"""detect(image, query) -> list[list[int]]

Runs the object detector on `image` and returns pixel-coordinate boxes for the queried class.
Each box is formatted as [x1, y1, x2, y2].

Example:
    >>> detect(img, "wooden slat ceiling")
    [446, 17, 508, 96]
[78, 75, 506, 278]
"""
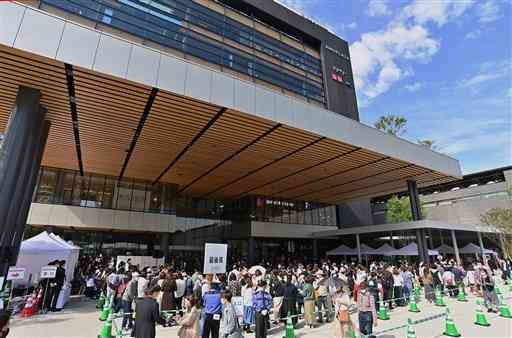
[0, 46, 458, 204]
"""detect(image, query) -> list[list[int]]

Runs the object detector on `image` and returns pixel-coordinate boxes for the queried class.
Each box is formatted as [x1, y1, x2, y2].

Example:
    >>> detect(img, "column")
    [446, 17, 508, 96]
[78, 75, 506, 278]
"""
[422, 229, 430, 264]
[451, 229, 461, 266]
[408, 180, 428, 263]
[477, 231, 486, 264]
[389, 231, 394, 248]
[0, 87, 48, 277]
[428, 229, 434, 249]
[248, 237, 256, 265]
[312, 239, 318, 260]
[416, 229, 425, 263]
[499, 234, 508, 259]
[161, 232, 169, 263]
[356, 234, 361, 263]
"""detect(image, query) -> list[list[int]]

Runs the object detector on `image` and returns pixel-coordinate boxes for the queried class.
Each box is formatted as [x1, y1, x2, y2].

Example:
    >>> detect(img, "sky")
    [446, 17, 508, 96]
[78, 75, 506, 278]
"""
[277, 0, 511, 174]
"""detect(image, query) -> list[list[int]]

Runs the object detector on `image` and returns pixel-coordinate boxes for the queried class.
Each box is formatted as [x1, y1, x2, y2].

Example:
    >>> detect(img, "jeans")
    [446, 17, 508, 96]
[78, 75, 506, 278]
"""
[403, 285, 412, 303]
[316, 296, 330, 322]
[202, 313, 220, 338]
[121, 300, 133, 329]
[358, 311, 374, 337]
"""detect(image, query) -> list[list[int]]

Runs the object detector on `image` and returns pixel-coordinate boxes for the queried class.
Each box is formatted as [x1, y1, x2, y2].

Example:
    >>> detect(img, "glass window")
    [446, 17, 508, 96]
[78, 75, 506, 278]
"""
[35, 168, 57, 203]
[72, 174, 91, 207]
[115, 179, 133, 210]
[146, 183, 162, 213]
[87, 175, 106, 208]
[102, 177, 116, 209]
[61, 171, 75, 205]
[131, 181, 146, 211]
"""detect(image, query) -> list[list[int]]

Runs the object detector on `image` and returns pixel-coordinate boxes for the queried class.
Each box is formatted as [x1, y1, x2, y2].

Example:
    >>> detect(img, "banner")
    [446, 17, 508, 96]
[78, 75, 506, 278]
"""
[203, 243, 227, 274]
[40, 265, 57, 279]
[7, 267, 26, 281]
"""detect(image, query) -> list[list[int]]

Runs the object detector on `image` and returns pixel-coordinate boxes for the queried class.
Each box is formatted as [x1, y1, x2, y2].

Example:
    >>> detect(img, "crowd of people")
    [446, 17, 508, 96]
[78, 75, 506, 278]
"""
[77, 253, 511, 338]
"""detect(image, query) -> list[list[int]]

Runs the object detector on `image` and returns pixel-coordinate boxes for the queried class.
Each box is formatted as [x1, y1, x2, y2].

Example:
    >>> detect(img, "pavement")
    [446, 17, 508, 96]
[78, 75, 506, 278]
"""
[8, 285, 512, 338]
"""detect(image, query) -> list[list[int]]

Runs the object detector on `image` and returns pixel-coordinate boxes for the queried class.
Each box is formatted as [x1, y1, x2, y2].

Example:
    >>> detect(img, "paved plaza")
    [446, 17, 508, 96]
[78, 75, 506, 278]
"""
[8, 286, 512, 338]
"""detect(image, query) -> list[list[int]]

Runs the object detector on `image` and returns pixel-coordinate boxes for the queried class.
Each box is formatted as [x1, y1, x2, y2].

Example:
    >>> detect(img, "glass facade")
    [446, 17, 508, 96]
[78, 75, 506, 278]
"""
[41, 0, 325, 104]
[33, 167, 337, 226]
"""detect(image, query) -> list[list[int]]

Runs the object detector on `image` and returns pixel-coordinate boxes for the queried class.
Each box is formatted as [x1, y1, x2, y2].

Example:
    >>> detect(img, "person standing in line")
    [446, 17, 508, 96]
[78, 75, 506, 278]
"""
[202, 280, 222, 338]
[241, 278, 254, 333]
[121, 273, 138, 331]
[301, 275, 316, 328]
[177, 296, 201, 338]
[392, 268, 404, 307]
[357, 280, 377, 338]
[175, 273, 187, 316]
[280, 275, 298, 326]
[422, 265, 435, 303]
[134, 286, 165, 338]
[270, 272, 284, 323]
[333, 285, 353, 338]
[314, 271, 330, 323]
[253, 280, 272, 338]
[137, 272, 148, 299]
[50, 260, 66, 311]
[402, 267, 415, 303]
[219, 291, 243, 338]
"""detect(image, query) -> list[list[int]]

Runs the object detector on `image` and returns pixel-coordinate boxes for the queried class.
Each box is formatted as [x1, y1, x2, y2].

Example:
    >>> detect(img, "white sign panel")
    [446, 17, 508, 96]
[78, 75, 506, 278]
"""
[203, 243, 227, 274]
[232, 296, 244, 318]
[40, 266, 57, 279]
[7, 267, 26, 281]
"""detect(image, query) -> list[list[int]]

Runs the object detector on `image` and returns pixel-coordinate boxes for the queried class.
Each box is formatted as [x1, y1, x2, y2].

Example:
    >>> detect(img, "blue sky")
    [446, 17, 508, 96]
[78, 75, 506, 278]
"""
[277, 0, 511, 174]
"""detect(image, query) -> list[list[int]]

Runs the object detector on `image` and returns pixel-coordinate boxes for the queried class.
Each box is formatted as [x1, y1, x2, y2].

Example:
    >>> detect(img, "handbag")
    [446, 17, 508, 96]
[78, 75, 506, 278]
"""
[338, 309, 350, 322]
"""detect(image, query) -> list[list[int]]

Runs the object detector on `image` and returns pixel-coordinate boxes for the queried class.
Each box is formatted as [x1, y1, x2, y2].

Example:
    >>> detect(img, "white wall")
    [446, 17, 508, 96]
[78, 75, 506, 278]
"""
[251, 221, 337, 239]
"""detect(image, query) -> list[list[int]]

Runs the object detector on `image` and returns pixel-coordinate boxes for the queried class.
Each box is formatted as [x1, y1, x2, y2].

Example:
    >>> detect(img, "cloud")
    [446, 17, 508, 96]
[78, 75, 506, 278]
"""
[458, 60, 511, 88]
[464, 30, 481, 40]
[367, 0, 391, 17]
[351, 0, 474, 103]
[477, 0, 502, 23]
[404, 82, 423, 92]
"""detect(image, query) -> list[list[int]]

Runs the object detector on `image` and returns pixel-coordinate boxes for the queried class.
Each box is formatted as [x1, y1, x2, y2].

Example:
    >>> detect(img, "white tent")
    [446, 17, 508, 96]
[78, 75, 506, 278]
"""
[360, 244, 377, 255]
[391, 243, 439, 256]
[326, 244, 356, 256]
[434, 244, 455, 254]
[459, 243, 496, 255]
[17, 231, 80, 284]
[372, 243, 396, 256]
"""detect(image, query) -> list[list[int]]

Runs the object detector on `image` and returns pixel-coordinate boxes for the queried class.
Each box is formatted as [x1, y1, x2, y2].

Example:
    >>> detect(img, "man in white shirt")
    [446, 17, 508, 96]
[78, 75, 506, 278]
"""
[137, 272, 148, 299]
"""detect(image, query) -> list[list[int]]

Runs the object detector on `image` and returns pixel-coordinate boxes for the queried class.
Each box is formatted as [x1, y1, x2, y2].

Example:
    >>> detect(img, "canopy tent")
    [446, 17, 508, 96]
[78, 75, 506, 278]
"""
[434, 244, 455, 254]
[459, 243, 496, 255]
[326, 244, 356, 256]
[360, 244, 377, 255]
[16, 231, 80, 284]
[390, 243, 439, 256]
[372, 243, 396, 256]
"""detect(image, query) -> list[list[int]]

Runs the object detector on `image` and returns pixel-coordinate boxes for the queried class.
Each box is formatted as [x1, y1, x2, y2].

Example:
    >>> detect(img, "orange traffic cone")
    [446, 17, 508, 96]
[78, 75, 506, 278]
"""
[21, 294, 36, 317]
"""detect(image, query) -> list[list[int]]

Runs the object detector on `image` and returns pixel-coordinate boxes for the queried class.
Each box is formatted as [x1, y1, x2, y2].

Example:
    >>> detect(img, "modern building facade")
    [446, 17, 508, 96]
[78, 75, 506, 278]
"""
[0, 0, 462, 269]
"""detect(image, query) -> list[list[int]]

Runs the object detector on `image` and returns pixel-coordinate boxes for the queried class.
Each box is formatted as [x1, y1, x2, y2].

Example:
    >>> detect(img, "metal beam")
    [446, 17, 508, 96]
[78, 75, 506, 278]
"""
[177, 123, 282, 194]
[201, 136, 326, 198]
[64, 63, 84, 176]
[153, 107, 227, 185]
[233, 147, 360, 198]
[118, 88, 158, 180]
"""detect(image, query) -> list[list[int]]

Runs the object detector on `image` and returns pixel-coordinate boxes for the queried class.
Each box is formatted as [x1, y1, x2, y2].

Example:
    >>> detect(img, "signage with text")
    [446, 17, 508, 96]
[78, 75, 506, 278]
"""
[203, 243, 227, 274]
[40, 266, 57, 279]
[7, 267, 26, 281]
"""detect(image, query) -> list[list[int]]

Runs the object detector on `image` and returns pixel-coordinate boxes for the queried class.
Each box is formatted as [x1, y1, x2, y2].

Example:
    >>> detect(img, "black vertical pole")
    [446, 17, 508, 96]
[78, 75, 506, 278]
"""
[408, 180, 429, 264]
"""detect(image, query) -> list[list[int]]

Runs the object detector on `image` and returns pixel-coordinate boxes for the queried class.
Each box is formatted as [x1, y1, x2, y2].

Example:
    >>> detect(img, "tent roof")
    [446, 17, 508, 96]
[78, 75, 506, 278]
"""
[459, 243, 495, 254]
[326, 244, 356, 255]
[360, 244, 376, 255]
[391, 242, 439, 256]
[434, 244, 455, 254]
[49, 233, 80, 250]
[20, 231, 75, 253]
[372, 243, 395, 255]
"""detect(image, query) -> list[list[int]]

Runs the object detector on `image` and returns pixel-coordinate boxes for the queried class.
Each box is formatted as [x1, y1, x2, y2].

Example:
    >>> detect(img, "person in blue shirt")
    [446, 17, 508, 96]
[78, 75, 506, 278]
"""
[252, 279, 272, 338]
[202, 280, 223, 338]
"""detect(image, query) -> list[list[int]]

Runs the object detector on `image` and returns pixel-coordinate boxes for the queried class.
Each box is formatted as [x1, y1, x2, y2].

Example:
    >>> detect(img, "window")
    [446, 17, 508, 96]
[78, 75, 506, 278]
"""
[35, 168, 57, 203]
[131, 181, 146, 211]
[102, 8, 113, 24]
[86, 175, 106, 208]
[72, 174, 90, 207]
[116, 179, 133, 210]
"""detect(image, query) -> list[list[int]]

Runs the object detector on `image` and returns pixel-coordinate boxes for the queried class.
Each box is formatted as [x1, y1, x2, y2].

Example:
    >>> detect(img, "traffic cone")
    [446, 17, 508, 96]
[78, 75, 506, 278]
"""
[99, 297, 111, 321]
[414, 285, 421, 302]
[96, 293, 106, 309]
[98, 313, 114, 338]
[282, 312, 295, 338]
[498, 295, 512, 319]
[409, 294, 420, 313]
[474, 300, 490, 326]
[495, 286, 502, 296]
[347, 326, 356, 338]
[406, 318, 416, 338]
[443, 308, 461, 337]
[435, 288, 446, 307]
[378, 300, 390, 320]
[457, 285, 467, 302]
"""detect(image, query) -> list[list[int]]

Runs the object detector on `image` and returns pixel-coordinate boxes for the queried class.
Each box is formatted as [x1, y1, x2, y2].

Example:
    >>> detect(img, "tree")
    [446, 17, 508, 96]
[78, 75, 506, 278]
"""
[481, 208, 512, 256]
[418, 139, 437, 150]
[374, 114, 407, 136]
[386, 195, 427, 223]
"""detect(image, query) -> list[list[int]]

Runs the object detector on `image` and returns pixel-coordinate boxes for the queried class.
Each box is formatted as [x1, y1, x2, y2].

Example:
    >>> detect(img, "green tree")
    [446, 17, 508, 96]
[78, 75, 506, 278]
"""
[386, 195, 427, 223]
[374, 114, 407, 136]
[481, 208, 512, 256]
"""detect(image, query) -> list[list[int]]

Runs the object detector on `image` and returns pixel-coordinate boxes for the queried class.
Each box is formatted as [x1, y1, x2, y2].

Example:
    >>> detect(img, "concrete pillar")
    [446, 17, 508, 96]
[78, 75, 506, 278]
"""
[428, 229, 434, 249]
[451, 229, 461, 266]
[161, 232, 169, 263]
[312, 239, 318, 260]
[499, 234, 508, 259]
[416, 229, 425, 263]
[477, 231, 486, 264]
[356, 234, 361, 263]
[389, 231, 394, 248]
[0, 87, 48, 277]
[248, 237, 256, 265]
[422, 229, 430, 264]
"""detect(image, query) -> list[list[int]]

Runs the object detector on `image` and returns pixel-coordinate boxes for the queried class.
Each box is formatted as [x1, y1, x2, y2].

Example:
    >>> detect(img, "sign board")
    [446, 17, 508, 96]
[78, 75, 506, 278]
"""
[232, 296, 244, 319]
[203, 243, 227, 274]
[7, 267, 26, 281]
[40, 266, 57, 279]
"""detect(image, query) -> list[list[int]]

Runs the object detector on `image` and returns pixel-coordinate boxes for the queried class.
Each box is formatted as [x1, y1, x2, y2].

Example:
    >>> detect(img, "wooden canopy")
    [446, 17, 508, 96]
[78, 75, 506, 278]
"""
[0, 46, 457, 204]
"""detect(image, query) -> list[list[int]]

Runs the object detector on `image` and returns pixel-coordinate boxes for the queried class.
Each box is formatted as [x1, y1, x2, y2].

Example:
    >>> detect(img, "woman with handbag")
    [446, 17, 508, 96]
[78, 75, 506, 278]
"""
[177, 296, 200, 338]
[333, 284, 353, 338]
[219, 291, 244, 338]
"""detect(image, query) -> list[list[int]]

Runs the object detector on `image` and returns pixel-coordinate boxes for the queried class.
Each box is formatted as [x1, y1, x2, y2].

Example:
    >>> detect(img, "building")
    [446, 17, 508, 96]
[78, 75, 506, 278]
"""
[0, 0, 461, 270]
[313, 166, 511, 263]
